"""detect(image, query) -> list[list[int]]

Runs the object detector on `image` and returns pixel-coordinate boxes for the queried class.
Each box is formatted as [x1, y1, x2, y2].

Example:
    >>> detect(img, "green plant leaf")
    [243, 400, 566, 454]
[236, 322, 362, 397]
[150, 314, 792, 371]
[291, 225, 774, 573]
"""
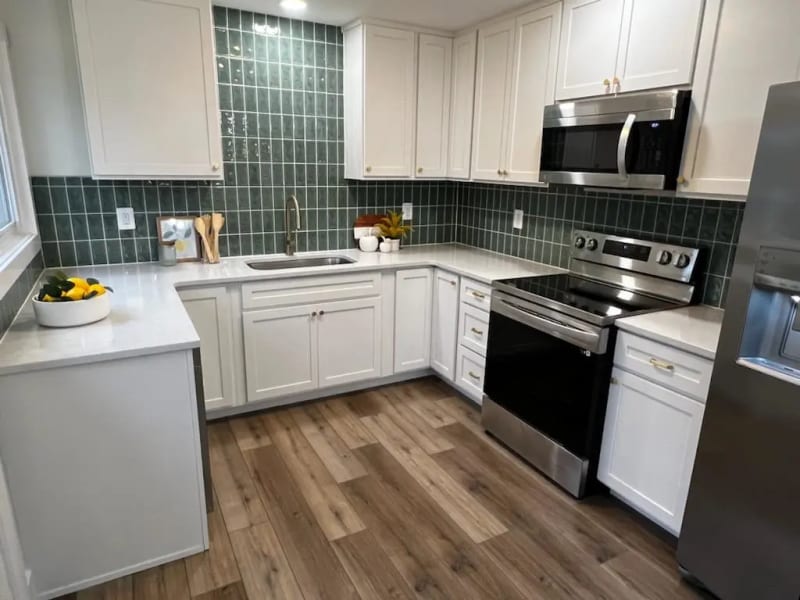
[54, 270, 68, 281]
[86, 278, 99, 285]
[84, 290, 98, 299]
[105, 286, 114, 293]
[59, 280, 75, 291]
[42, 283, 61, 298]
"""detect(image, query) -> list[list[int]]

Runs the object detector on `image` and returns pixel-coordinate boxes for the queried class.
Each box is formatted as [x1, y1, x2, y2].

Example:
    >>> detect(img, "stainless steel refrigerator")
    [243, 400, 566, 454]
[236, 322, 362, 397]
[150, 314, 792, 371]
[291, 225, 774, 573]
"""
[677, 81, 800, 599]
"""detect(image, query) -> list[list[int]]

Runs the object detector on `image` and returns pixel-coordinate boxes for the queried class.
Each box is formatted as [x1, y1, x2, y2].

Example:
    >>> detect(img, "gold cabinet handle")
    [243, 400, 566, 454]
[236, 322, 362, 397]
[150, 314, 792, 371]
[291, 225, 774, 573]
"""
[502, 169, 509, 176]
[470, 327, 484, 336]
[319, 310, 325, 316]
[311, 311, 317, 318]
[365, 166, 372, 173]
[603, 78, 611, 86]
[450, 280, 456, 286]
[649, 358, 675, 372]
[471, 291, 486, 300]
[610, 376, 618, 385]
[417, 167, 423, 174]
[211, 162, 220, 171]
[497, 168, 502, 175]
[677, 175, 687, 185]
[468, 371, 481, 380]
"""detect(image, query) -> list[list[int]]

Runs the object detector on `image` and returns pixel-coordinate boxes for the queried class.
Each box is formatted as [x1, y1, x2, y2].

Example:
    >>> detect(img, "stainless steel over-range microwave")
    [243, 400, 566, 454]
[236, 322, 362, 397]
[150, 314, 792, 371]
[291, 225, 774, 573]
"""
[539, 90, 691, 191]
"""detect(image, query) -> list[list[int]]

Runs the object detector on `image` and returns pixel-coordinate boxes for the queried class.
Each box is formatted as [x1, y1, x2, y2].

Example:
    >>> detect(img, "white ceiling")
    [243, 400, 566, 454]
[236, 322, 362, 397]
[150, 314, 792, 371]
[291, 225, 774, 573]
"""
[216, 0, 530, 32]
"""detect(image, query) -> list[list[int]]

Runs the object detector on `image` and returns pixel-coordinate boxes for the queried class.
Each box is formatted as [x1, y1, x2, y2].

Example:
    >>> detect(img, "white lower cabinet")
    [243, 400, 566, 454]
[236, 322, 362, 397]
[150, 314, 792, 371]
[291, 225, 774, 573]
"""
[455, 346, 486, 404]
[317, 297, 382, 388]
[430, 270, 460, 381]
[243, 304, 318, 402]
[179, 286, 237, 410]
[599, 335, 710, 536]
[394, 268, 433, 372]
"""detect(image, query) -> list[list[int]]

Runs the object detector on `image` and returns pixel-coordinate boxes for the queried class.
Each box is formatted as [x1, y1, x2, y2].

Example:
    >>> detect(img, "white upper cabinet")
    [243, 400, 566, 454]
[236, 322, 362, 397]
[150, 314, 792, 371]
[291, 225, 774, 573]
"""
[71, 0, 222, 179]
[344, 24, 417, 178]
[472, 5, 561, 184]
[614, 0, 704, 94]
[556, 0, 704, 100]
[415, 35, 452, 178]
[505, 4, 561, 184]
[679, 0, 800, 198]
[447, 32, 477, 179]
[556, 0, 625, 100]
[471, 18, 515, 182]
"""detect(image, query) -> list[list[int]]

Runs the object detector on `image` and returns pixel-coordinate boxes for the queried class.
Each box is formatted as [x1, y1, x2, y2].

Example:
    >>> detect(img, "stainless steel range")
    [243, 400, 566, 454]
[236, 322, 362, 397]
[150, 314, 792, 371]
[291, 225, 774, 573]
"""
[482, 230, 701, 498]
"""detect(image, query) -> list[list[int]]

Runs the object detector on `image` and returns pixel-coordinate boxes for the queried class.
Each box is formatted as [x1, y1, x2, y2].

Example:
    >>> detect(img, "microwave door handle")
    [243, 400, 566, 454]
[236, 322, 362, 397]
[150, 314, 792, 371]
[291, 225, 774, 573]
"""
[617, 112, 636, 180]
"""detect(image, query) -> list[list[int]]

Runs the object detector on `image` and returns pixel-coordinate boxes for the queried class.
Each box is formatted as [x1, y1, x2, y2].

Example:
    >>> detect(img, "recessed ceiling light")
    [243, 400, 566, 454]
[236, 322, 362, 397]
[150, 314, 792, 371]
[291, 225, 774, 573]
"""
[280, 0, 307, 11]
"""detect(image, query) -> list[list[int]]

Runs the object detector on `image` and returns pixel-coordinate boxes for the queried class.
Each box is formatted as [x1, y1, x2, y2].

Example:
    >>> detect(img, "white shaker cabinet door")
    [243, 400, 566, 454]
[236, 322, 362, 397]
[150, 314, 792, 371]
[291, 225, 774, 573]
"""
[179, 287, 236, 410]
[505, 4, 561, 184]
[416, 34, 452, 178]
[430, 270, 460, 381]
[598, 368, 705, 535]
[471, 18, 515, 182]
[614, 0, 704, 94]
[363, 26, 416, 178]
[555, 0, 625, 100]
[243, 305, 318, 402]
[679, 0, 800, 198]
[394, 268, 433, 372]
[447, 32, 478, 180]
[71, 0, 222, 179]
[317, 297, 383, 388]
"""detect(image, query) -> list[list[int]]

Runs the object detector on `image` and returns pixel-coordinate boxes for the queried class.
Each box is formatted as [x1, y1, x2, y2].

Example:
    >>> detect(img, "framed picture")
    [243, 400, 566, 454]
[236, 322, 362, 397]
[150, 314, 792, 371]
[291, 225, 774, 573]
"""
[156, 216, 200, 262]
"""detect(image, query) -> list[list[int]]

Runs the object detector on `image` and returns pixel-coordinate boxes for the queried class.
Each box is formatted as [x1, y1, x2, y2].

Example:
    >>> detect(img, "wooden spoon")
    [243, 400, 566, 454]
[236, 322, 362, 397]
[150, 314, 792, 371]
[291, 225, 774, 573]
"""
[194, 216, 214, 262]
[210, 213, 225, 263]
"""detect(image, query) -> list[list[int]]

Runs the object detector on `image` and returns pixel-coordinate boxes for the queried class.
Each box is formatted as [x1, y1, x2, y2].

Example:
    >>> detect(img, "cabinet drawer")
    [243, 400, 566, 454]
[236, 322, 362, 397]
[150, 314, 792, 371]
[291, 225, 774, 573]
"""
[460, 278, 492, 312]
[455, 346, 486, 404]
[459, 304, 490, 356]
[614, 331, 713, 402]
[242, 272, 381, 310]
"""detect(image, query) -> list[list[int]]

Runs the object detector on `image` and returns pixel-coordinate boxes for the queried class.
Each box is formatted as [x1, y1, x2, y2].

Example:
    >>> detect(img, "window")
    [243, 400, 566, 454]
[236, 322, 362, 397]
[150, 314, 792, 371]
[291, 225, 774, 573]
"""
[0, 23, 39, 298]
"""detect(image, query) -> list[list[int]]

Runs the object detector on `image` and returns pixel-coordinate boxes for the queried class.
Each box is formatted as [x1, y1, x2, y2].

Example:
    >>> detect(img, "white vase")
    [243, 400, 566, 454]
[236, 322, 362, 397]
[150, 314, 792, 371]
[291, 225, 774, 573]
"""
[390, 239, 400, 252]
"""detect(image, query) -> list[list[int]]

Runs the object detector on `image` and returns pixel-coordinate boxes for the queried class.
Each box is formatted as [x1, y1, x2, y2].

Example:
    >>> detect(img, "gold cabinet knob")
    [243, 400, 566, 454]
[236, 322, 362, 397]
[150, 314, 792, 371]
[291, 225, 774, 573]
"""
[417, 167, 423, 174]
[677, 175, 687, 185]
[365, 166, 372, 173]
[612, 76, 620, 85]
[603, 78, 611, 86]
[502, 169, 509, 176]
[211, 162, 220, 171]
[497, 168, 502, 175]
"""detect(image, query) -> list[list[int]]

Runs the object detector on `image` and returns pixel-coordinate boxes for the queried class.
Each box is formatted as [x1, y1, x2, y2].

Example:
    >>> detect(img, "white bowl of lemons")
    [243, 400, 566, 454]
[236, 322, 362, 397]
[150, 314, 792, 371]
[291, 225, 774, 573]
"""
[32, 272, 113, 328]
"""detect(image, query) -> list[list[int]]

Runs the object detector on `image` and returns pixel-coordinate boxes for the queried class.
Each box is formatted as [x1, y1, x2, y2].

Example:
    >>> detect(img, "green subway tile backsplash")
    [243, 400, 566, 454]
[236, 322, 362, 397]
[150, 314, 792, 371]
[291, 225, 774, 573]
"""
[0, 252, 43, 337]
[31, 7, 455, 269]
[28, 6, 742, 309]
[453, 183, 744, 307]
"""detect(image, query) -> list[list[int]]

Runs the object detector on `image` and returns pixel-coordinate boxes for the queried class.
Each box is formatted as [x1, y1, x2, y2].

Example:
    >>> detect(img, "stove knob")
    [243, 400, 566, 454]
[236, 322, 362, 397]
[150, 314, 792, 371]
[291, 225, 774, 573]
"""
[574, 236, 586, 249]
[657, 250, 673, 265]
[586, 238, 598, 251]
[675, 253, 691, 268]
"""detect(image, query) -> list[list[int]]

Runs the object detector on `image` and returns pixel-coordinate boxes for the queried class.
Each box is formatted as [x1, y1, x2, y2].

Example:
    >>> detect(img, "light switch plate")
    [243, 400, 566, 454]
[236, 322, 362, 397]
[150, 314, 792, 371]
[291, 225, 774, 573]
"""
[116, 207, 135, 231]
[513, 209, 523, 230]
[402, 202, 413, 220]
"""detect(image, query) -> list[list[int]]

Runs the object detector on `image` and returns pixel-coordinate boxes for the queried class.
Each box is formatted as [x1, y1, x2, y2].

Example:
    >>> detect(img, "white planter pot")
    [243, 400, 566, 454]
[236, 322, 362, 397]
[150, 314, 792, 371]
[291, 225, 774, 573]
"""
[390, 239, 400, 252]
[32, 293, 111, 328]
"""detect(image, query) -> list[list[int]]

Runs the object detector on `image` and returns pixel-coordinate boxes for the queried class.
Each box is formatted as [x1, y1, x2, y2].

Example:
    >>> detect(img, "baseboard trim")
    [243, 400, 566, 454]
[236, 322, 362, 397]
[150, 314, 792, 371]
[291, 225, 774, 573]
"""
[38, 545, 205, 600]
[207, 369, 435, 420]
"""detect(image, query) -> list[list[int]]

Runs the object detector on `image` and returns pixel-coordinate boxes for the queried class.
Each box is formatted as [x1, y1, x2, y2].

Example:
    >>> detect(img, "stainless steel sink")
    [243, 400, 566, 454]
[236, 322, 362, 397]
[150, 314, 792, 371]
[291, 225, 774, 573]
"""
[246, 256, 357, 270]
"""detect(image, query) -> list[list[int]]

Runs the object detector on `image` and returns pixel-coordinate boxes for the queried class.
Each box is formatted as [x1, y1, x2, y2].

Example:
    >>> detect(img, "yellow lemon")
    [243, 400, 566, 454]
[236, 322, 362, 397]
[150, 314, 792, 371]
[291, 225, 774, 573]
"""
[64, 286, 86, 301]
[86, 283, 106, 297]
[42, 294, 57, 302]
[67, 277, 90, 291]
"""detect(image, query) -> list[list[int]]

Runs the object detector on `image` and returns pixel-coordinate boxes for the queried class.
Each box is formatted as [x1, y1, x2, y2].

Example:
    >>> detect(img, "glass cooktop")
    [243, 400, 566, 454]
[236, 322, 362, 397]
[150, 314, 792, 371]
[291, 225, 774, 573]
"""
[494, 273, 679, 323]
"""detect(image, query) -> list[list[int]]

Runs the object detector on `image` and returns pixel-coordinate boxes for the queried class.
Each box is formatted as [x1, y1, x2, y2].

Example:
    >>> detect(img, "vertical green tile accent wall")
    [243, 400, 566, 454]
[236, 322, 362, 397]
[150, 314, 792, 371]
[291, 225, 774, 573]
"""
[454, 183, 744, 306]
[30, 7, 456, 268]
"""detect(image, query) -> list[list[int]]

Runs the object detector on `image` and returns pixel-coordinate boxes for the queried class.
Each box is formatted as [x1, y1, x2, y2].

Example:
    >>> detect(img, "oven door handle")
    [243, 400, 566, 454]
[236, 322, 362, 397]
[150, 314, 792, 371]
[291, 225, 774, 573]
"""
[493, 297, 606, 354]
[617, 113, 636, 180]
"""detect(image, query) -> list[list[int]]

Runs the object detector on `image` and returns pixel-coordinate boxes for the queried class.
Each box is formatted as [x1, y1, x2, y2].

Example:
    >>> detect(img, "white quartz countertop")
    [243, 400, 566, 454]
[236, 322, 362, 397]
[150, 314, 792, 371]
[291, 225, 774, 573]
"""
[616, 305, 725, 360]
[0, 244, 563, 376]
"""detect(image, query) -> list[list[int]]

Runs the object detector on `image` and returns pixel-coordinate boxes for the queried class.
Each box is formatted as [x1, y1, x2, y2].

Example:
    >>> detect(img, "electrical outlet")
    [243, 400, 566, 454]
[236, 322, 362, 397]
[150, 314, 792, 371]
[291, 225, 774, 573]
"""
[513, 209, 524, 230]
[402, 202, 413, 221]
[116, 207, 135, 231]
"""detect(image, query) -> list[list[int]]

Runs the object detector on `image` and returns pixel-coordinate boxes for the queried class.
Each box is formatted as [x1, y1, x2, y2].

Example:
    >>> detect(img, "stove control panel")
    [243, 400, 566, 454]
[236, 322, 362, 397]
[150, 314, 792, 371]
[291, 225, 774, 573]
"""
[571, 230, 700, 283]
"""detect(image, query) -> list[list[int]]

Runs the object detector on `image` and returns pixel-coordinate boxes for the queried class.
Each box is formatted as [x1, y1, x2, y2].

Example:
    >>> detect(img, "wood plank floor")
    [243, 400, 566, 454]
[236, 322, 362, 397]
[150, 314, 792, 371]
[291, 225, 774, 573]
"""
[62, 377, 707, 600]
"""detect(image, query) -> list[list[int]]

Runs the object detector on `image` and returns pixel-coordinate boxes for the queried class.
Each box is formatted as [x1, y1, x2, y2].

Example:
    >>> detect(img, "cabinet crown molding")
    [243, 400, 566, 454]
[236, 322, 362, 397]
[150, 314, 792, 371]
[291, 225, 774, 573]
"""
[343, 18, 453, 37]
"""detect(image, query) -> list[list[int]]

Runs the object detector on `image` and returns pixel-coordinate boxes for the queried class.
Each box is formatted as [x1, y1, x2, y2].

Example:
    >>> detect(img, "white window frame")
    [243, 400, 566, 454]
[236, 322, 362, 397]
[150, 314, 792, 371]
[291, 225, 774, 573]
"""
[0, 22, 40, 301]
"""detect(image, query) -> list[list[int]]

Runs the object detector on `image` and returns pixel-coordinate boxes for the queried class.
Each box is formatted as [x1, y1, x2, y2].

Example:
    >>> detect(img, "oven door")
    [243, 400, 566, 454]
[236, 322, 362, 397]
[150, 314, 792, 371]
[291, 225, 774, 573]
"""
[539, 110, 687, 190]
[483, 292, 613, 460]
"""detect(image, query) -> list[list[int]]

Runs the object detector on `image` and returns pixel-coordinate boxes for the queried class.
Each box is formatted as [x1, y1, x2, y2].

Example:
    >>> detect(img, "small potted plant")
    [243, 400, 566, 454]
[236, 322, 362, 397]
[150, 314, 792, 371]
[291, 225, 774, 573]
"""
[32, 271, 114, 327]
[376, 210, 411, 251]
